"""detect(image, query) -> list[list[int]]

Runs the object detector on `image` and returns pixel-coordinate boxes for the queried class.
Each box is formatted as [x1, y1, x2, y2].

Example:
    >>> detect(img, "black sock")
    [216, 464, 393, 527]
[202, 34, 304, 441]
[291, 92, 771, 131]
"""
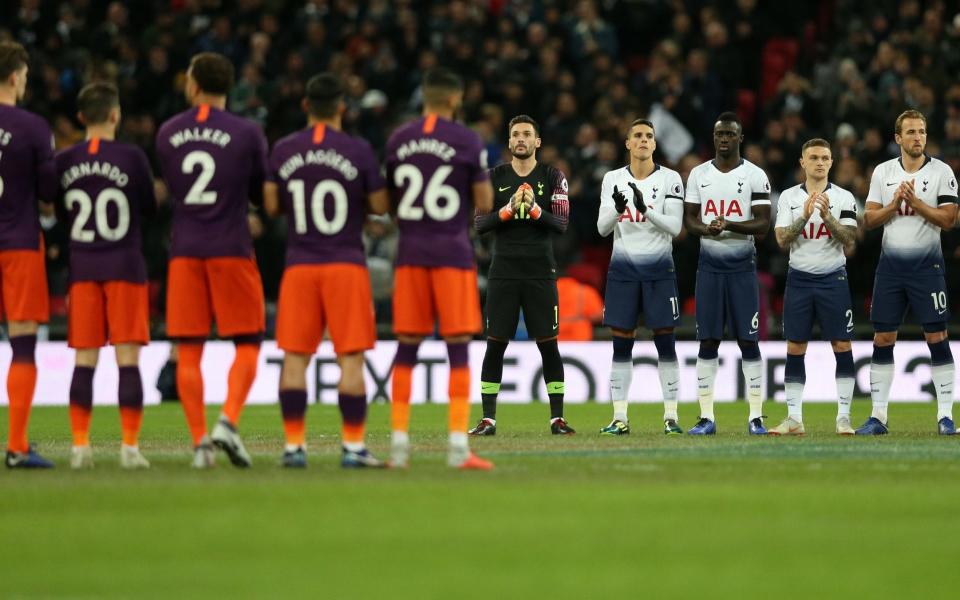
[537, 339, 565, 420]
[480, 339, 508, 420]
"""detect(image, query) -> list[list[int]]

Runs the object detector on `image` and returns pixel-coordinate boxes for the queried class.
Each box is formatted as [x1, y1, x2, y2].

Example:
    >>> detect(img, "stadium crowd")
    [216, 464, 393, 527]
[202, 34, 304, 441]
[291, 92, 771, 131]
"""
[4, 0, 960, 339]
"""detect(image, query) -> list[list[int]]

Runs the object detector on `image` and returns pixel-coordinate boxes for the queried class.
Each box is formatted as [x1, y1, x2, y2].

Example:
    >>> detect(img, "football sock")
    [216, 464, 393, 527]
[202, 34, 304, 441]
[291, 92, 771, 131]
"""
[279, 388, 307, 448]
[738, 340, 763, 420]
[391, 342, 419, 433]
[784, 353, 805, 422]
[69, 365, 95, 448]
[480, 339, 507, 421]
[447, 342, 470, 434]
[835, 350, 854, 418]
[7, 335, 37, 453]
[338, 392, 367, 452]
[610, 336, 634, 422]
[222, 343, 259, 426]
[928, 340, 954, 420]
[537, 339, 565, 420]
[654, 333, 679, 421]
[176, 342, 207, 446]
[118, 366, 143, 447]
[870, 344, 894, 424]
[696, 343, 719, 421]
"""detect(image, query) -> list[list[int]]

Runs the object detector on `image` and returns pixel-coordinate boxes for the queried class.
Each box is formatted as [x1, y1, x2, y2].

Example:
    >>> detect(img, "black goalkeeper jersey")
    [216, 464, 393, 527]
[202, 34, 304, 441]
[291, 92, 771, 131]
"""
[476, 161, 569, 280]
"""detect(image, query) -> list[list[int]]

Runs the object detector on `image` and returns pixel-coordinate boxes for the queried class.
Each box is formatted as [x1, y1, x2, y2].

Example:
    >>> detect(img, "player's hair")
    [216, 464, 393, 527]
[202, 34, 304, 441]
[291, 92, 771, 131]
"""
[422, 68, 463, 106]
[0, 41, 29, 82]
[801, 138, 831, 154]
[715, 111, 741, 127]
[77, 82, 120, 125]
[305, 72, 343, 119]
[628, 118, 655, 136]
[895, 109, 926, 134]
[188, 52, 235, 95]
[508, 114, 540, 137]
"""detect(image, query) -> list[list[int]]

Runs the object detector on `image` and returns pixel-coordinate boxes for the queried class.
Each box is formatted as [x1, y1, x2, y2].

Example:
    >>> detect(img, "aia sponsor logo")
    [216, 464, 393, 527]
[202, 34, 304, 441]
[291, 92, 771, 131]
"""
[801, 222, 832, 239]
[617, 206, 654, 223]
[703, 198, 743, 217]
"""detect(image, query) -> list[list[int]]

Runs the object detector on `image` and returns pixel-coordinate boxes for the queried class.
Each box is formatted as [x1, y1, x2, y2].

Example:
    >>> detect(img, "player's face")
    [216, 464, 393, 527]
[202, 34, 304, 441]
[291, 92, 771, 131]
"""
[800, 146, 832, 180]
[13, 66, 27, 101]
[713, 121, 742, 158]
[895, 118, 927, 159]
[508, 123, 540, 159]
[626, 124, 656, 160]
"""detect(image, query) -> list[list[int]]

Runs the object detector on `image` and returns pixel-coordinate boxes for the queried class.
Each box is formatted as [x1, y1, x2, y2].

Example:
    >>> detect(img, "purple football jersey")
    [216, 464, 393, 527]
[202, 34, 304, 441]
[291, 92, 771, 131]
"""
[0, 104, 57, 250]
[155, 105, 268, 258]
[55, 138, 156, 283]
[385, 115, 489, 269]
[270, 124, 384, 267]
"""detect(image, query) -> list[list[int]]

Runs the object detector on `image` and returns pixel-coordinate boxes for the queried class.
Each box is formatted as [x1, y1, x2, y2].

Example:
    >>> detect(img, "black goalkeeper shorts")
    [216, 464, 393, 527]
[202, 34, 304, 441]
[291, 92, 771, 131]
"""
[484, 278, 559, 339]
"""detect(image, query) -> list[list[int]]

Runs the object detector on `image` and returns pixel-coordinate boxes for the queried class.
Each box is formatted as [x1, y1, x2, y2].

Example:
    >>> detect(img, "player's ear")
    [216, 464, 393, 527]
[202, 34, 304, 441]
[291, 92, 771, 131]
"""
[300, 97, 309, 115]
[76, 111, 86, 127]
[535, 136, 541, 149]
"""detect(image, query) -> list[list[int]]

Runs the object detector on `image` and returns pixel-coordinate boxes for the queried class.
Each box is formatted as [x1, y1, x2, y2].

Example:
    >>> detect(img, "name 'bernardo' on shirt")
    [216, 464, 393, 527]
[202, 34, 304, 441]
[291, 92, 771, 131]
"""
[168, 127, 231, 149]
[60, 161, 130, 188]
[277, 149, 358, 181]
[396, 138, 455, 162]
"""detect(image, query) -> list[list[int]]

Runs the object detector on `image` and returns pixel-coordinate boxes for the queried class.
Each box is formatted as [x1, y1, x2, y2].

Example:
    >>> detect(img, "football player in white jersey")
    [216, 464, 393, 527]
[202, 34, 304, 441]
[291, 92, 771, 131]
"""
[683, 112, 772, 435]
[858, 110, 958, 435]
[772, 139, 859, 435]
[596, 119, 685, 435]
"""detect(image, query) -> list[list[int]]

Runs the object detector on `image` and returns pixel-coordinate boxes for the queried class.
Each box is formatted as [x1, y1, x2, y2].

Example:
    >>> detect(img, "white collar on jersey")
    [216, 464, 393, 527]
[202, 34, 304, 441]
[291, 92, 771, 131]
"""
[898, 154, 932, 171]
[800, 182, 832, 192]
[709, 158, 744, 172]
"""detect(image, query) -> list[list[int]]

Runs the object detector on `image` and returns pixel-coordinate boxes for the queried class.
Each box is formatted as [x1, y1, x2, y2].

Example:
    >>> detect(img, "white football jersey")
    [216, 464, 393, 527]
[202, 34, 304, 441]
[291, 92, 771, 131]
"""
[598, 164, 684, 281]
[684, 159, 771, 273]
[867, 156, 958, 274]
[776, 183, 858, 275]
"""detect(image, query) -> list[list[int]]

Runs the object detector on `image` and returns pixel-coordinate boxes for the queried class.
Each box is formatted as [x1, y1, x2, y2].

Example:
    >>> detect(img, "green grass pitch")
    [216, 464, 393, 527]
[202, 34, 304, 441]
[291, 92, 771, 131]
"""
[2, 401, 959, 599]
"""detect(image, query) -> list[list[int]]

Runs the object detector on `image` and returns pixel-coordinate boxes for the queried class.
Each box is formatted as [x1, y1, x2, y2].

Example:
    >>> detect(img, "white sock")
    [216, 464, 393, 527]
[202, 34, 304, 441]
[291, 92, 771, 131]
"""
[743, 359, 763, 421]
[836, 377, 854, 418]
[449, 431, 468, 450]
[343, 441, 365, 452]
[870, 362, 894, 424]
[785, 381, 804, 422]
[659, 359, 679, 421]
[696, 357, 718, 421]
[609, 360, 632, 422]
[932, 362, 955, 420]
[392, 430, 409, 446]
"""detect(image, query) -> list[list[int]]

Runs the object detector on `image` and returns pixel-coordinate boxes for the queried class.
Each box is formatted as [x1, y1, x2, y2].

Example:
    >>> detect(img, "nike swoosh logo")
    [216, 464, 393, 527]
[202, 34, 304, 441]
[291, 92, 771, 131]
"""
[700, 183, 711, 188]
[886, 182, 898, 187]
[552, 324, 559, 330]
[748, 329, 758, 335]
[698, 377, 708, 381]
[750, 377, 760, 382]
[667, 381, 678, 386]
[939, 309, 947, 315]
[498, 186, 511, 192]
[790, 205, 800, 210]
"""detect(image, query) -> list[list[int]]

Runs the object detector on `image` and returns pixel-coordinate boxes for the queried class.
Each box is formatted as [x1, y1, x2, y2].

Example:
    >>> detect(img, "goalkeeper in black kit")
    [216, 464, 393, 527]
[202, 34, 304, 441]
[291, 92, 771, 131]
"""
[470, 115, 575, 435]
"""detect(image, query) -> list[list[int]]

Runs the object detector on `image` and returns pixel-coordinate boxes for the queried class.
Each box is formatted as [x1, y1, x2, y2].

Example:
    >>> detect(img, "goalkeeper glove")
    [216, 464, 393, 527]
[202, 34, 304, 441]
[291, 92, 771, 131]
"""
[612, 185, 628, 213]
[499, 189, 523, 221]
[627, 182, 646, 214]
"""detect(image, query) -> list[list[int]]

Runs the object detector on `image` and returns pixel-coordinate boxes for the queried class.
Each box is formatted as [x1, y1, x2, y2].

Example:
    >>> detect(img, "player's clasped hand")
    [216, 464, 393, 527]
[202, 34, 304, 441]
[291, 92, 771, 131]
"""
[816, 192, 831, 218]
[627, 182, 646, 214]
[612, 185, 628, 213]
[803, 189, 818, 220]
[707, 216, 725, 235]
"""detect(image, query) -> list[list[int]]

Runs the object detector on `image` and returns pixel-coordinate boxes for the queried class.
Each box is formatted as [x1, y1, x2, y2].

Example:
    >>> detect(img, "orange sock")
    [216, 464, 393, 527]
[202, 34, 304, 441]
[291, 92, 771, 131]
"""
[222, 343, 259, 426]
[176, 343, 207, 445]
[119, 408, 142, 446]
[391, 364, 412, 432]
[279, 389, 307, 447]
[69, 365, 95, 448]
[7, 335, 38, 453]
[69, 405, 92, 447]
[448, 366, 471, 434]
